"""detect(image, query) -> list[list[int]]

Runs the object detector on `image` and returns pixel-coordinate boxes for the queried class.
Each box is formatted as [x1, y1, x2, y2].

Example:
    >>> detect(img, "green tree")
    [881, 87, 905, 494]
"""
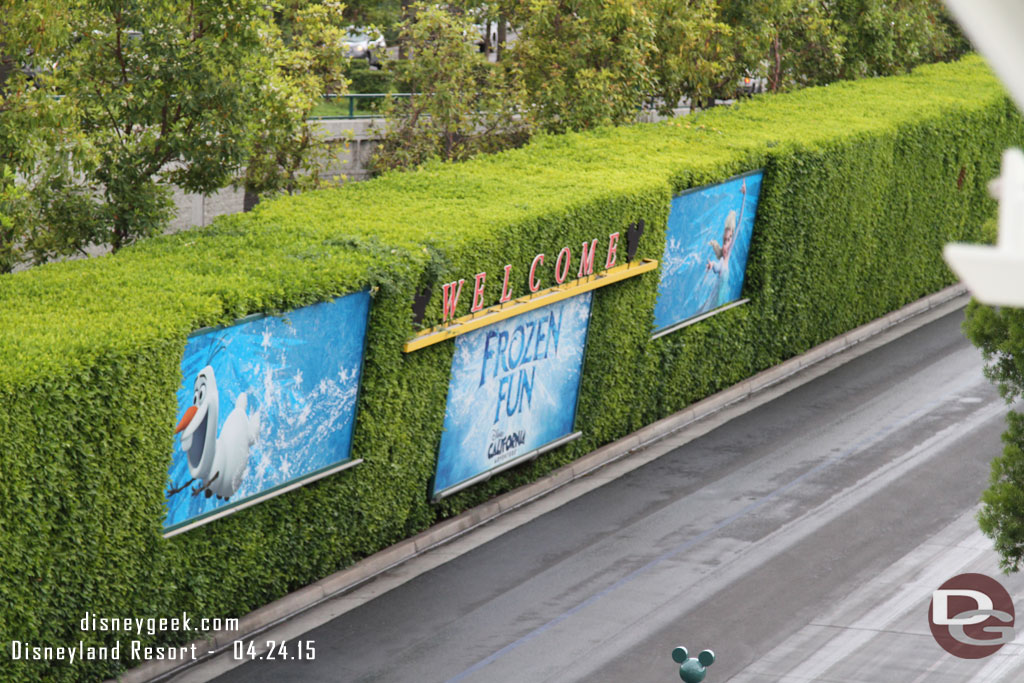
[511, 0, 657, 133]
[342, 0, 402, 38]
[964, 303, 1024, 571]
[0, 167, 28, 273]
[649, 0, 745, 113]
[833, 0, 955, 80]
[0, 0, 107, 270]
[0, 102, 108, 270]
[370, 4, 531, 172]
[239, 1, 350, 210]
[720, 0, 844, 93]
[49, 0, 279, 252]
[1, 0, 345, 269]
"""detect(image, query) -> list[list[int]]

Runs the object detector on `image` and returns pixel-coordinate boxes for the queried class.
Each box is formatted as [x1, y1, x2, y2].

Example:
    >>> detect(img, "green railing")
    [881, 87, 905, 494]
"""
[310, 93, 416, 120]
[308, 92, 687, 121]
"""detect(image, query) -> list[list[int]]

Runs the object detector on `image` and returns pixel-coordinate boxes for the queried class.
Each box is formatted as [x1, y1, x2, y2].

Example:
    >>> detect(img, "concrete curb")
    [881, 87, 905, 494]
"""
[116, 284, 968, 683]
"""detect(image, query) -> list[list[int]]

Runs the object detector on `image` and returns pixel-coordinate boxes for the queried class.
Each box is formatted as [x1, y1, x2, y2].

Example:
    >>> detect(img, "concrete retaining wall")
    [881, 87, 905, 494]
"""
[169, 117, 383, 232]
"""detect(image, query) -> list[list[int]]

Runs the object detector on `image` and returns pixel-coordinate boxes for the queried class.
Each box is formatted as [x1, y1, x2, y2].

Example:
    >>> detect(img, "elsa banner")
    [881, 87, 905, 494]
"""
[164, 291, 370, 533]
[652, 170, 763, 333]
[433, 293, 593, 498]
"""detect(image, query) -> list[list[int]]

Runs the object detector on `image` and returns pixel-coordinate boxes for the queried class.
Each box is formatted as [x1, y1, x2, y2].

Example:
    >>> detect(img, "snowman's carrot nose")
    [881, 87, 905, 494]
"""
[175, 405, 198, 434]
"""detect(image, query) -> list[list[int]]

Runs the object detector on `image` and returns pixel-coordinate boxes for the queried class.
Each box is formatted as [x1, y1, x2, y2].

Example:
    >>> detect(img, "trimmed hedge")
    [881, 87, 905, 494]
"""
[346, 58, 395, 95]
[0, 56, 1018, 681]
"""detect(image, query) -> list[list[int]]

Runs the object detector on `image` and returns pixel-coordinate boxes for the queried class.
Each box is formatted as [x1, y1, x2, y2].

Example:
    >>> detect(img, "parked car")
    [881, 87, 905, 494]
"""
[343, 28, 386, 67]
[739, 73, 767, 96]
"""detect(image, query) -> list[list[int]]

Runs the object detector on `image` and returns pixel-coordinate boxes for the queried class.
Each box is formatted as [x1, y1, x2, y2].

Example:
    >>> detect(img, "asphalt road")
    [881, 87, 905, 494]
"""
[207, 306, 1024, 683]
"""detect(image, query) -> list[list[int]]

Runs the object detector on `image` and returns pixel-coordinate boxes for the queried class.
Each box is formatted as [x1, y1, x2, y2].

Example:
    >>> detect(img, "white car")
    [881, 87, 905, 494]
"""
[343, 28, 386, 66]
[739, 74, 767, 96]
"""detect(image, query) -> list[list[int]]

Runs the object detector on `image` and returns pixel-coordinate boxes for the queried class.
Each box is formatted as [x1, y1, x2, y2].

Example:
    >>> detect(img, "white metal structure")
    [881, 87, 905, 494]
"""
[942, 0, 1024, 307]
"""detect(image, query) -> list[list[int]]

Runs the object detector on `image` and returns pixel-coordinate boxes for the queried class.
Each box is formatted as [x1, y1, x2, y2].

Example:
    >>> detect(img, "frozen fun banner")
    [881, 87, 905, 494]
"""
[164, 291, 370, 533]
[433, 292, 593, 497]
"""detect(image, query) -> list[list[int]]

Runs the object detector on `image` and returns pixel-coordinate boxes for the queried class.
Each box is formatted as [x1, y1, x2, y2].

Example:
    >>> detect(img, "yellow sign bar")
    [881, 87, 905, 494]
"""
[403, 258, 659, 353]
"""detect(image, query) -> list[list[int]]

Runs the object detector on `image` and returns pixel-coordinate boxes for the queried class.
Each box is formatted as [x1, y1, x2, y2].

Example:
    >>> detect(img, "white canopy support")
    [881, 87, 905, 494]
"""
[942, 0, 1024, 306]
[944, 149, 1024, 307]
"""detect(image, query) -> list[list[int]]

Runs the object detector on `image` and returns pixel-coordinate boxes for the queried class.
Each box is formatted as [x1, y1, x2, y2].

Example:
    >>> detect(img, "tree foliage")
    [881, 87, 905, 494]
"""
[964, 303, 1024, 572]
[239, 1, 350, 209]
[649, 0, 744, 112]
[719, 0, 844, 92]
[834, 0, 955, 79]
[0, 0, 89, 270]
[52, 0, 276, 251]
[371, 3, 531, 172]
[511, 0, 656, 133]
[340, 0, 402, 37]
[416, 0, 968, 133]
[0, 0, 349, 270]
[1, 0, 974, 267]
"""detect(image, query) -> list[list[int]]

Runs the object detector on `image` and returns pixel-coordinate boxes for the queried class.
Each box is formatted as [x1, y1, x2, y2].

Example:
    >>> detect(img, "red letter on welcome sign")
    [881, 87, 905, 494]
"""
[442, 279, 465, 322]
[578, 238, 598, 277]
[606, 232, 620, 269]
[529, 254, 545, 292]
[555, 247, 572, 284]
[471, 272, 487, 312]
[500, 264, 513, 302]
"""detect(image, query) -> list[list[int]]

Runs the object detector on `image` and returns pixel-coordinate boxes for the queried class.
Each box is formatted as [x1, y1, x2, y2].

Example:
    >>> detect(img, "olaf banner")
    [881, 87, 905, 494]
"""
[164, 291, 371, 534]
[652, 170, 763, 334]
[433, 292, 593, 498]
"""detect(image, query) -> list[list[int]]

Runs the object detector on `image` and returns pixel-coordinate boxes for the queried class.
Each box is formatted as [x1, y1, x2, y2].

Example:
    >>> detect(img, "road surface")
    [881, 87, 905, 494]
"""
[204, 306, 1024, 682]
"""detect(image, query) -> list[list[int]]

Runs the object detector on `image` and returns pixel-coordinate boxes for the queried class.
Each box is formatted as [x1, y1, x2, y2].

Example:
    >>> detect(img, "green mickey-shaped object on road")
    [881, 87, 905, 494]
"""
[671, 646, 715, 682]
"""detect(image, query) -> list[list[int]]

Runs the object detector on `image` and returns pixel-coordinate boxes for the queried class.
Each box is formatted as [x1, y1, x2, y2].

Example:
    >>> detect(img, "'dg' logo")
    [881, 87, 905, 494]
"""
[928, 573, 1015, 659]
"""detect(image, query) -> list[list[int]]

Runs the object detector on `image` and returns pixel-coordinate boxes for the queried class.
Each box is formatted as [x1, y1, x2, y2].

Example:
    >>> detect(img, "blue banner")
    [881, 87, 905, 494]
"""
[653, 171, 763, 332]
[164, 291, 370, 531]
[433, 293, 593, 497]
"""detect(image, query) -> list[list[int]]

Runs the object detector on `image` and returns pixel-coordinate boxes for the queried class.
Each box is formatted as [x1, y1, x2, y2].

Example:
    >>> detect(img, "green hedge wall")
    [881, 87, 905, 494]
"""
[0, 56, 1018, 681]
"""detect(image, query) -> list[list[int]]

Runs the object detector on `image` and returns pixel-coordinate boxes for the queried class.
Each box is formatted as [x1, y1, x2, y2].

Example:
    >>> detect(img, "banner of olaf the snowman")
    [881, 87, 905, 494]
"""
[164, 291, 370, 534]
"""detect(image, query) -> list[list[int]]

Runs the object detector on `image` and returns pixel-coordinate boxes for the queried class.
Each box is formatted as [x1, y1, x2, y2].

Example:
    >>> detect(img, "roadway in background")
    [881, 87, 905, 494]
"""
[205, 306, 1024, 682]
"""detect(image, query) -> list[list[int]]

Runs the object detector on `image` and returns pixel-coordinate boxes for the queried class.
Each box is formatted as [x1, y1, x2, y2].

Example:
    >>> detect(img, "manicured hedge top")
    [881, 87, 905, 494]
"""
[0, 56, 1008, 386]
